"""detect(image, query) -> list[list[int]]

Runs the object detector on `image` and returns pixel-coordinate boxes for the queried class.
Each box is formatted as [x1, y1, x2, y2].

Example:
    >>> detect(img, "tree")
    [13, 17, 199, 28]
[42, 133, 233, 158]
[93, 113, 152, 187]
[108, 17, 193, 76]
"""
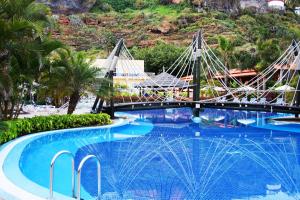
[256, 39, 281, 72]
[132, 42, 184, 74]
[0, 0, 55, 120]
[46, 50, 100, 114]
[101, 30, 117, 53]
[101, 0, 135, 11]
[234, 49, 259, 70]
[217, 36, 235, 86]
[285, 0, 300, 11]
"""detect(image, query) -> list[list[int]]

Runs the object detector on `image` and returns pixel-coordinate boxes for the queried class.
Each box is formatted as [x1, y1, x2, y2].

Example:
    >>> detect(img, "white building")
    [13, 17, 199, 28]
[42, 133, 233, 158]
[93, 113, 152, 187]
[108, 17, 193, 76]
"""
[295, 7, 300, 15]
[267, 0, 285, 10]
[92, 59, 149, 88]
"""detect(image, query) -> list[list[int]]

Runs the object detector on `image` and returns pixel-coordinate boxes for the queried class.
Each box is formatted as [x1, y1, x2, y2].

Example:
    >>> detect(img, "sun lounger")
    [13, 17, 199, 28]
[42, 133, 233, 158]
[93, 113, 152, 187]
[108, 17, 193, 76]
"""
[249, 98, 257, 103]
[241, 97, 248, 103]
[258, 98, 267, 104]
[217, 97, 226, 103]
[273, 98, 286, 105]
[233, 97, 240, 103]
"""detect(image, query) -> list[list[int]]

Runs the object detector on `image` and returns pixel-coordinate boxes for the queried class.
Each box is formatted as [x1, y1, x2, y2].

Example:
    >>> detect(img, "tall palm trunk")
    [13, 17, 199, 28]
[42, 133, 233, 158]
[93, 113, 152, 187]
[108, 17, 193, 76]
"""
[0, 56, 15, 120]
[67, 90, 80, 114]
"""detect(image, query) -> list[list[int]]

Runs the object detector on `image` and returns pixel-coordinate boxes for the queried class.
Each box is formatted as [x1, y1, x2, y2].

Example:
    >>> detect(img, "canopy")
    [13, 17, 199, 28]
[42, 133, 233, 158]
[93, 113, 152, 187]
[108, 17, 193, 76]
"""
[136, 72, 189, 88]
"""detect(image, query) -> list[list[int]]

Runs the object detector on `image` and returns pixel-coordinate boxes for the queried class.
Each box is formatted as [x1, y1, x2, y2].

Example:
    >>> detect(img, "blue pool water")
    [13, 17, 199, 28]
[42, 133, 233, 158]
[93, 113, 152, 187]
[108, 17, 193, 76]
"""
[6, 108, 300, 199]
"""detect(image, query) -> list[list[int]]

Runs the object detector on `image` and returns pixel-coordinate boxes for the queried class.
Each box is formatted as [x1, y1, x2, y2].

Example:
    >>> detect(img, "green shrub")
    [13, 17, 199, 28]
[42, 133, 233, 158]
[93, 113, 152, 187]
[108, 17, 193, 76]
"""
[131, 41, 185, 74]
[101, 0, 136, 11]
[0, 113, 112, 144]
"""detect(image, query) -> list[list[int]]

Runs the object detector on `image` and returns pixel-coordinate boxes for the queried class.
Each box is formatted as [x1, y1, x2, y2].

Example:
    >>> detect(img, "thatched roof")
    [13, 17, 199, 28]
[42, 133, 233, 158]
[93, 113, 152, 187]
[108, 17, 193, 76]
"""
[136, 72, 190, 88]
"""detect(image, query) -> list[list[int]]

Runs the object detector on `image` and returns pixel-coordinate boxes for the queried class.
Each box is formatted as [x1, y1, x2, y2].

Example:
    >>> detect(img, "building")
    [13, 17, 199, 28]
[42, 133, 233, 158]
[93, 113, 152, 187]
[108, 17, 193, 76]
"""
[295, 7, 300, 15]
[213, 69, 258, 84]
[267, 0, 285, 10]
[92, 59, 149, 88]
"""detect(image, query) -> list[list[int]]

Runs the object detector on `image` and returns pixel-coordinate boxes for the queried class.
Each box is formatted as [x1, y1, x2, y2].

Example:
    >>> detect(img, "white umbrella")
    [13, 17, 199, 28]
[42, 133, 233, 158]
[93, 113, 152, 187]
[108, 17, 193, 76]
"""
[237, 86, 255, 92]
[275, 85, 295, 92]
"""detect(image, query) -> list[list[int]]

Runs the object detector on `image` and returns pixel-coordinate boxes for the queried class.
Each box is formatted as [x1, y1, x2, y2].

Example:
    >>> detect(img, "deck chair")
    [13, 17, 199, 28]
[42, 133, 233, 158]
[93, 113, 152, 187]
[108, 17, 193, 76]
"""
[217, 97, 226, 103]
[249, 98, 257, 104]
[241, 97, 248, 103]
[258, 98, 267, 104]
[273, 98, 286, 106]
[233, 97, 240, 103]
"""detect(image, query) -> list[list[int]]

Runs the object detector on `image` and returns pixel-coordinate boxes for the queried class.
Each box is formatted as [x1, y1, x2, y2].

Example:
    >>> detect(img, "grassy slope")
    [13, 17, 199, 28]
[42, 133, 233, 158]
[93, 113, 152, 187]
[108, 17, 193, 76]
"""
[54, 5, 300, 60]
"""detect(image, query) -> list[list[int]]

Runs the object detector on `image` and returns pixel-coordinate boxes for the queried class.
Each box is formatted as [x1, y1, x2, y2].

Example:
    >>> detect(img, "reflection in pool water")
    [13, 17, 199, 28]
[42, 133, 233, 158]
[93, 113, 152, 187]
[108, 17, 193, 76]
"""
[18, 108, 300, 199]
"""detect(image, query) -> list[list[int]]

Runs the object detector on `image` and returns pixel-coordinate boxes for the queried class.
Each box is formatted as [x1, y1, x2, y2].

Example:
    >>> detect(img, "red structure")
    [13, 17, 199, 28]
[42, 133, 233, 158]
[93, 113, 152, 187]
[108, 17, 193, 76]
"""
[214, 69, 257, 84]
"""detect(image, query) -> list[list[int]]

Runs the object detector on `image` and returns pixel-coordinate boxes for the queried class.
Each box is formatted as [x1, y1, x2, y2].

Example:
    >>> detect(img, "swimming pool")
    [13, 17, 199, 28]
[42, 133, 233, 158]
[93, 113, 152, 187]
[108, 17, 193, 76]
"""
[1, 108, 300, 200]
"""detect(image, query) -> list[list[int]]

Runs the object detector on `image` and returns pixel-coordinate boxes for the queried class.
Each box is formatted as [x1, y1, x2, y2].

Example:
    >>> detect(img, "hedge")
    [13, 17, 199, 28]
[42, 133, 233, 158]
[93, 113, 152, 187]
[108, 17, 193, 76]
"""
[0, 113, 112, 144]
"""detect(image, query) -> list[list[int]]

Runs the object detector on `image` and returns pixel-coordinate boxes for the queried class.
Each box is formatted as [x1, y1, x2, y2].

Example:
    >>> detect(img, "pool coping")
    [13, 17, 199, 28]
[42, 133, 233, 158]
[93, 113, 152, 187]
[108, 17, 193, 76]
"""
[0, 119, 127, 200]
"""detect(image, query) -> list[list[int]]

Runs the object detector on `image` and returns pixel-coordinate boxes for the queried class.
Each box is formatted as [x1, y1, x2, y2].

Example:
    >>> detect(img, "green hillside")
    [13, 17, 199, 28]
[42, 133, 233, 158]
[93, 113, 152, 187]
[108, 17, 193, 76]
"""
[53, 2, 300, 73]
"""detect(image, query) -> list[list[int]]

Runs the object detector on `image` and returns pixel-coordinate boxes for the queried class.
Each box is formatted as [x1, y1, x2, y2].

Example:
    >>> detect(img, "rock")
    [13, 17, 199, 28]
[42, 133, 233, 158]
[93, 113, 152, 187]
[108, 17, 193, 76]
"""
[192, 0, 269, 13]
[37, 0, 96, 14]
[191, 0, 239, 12]
[171, 0, 184, 4]
[177, 15, 198, 28]
[139, 40, 156, 47]
[150, 21, 175, 34]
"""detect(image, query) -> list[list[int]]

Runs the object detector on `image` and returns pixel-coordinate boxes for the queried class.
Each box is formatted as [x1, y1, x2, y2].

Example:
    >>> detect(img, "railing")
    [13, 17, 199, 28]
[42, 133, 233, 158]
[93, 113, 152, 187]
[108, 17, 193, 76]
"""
[77, 155, 101, 200]
[49, 150, 75, 199]
[49, 152, 101, 200]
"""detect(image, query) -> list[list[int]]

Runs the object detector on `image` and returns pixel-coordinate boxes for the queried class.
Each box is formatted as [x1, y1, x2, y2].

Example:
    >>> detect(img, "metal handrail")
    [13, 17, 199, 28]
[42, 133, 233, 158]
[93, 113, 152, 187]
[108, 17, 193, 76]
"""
[49, 150, 75, 199]
[77, 155, 101, 200]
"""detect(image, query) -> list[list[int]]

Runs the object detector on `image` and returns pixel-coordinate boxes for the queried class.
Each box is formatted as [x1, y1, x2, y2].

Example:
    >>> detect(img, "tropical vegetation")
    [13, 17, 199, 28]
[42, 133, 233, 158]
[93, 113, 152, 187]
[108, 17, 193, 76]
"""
[0, 0, 102, 120]
[0, 113, 111, 144]
[40, 50, 100, 114]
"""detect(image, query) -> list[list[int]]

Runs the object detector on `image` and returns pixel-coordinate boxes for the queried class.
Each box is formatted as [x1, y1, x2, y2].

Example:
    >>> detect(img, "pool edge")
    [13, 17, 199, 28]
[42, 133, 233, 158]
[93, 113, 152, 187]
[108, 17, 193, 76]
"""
[0, 119, 127, 200]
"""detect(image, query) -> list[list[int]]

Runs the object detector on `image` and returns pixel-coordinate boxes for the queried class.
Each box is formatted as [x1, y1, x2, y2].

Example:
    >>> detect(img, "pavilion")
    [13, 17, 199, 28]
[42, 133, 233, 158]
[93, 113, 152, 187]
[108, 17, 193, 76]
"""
[136, 71, 190, 100]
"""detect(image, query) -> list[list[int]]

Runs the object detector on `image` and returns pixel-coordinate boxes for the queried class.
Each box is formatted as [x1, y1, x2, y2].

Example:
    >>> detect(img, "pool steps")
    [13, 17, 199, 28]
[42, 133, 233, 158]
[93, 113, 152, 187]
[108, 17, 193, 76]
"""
[49, 151, 101, 200]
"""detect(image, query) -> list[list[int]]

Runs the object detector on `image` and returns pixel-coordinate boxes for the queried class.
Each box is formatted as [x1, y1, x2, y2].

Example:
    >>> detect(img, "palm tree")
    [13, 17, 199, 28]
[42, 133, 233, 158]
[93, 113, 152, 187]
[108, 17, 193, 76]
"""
[67, 53, 100, 114]
[217, 36, 234, 87]
[0, 0, 54, 120]
[285, 0, 299, 10]
[48, 50, 100, 114]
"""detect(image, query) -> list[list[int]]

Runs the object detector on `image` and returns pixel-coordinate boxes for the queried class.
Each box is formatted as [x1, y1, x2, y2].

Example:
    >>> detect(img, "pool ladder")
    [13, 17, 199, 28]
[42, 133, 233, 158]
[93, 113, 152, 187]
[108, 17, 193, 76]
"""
[49, 150, 101, 200]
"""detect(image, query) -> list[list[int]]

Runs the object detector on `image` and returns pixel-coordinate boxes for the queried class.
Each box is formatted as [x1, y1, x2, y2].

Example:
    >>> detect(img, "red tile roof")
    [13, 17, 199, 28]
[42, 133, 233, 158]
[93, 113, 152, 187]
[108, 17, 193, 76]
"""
[214, 69, 257, 79]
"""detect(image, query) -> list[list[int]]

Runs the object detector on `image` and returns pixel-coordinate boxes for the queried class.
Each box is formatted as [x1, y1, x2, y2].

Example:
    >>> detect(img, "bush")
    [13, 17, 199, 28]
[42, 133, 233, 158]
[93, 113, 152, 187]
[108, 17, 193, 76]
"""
[131, 41, 184, 74]
[101, 0, 136, 11]
[0, 113, 112, 144]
